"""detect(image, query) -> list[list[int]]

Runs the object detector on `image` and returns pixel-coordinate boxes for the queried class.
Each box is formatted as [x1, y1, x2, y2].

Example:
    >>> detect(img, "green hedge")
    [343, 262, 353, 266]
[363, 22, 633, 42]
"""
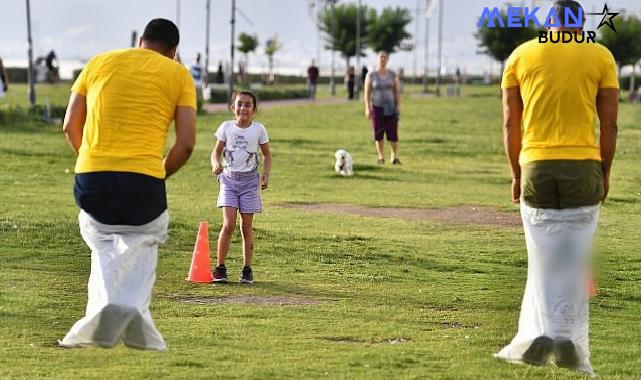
[620, 76, 641, 91]
[208, 88, 309, 103]
[0, 104, 66, 125]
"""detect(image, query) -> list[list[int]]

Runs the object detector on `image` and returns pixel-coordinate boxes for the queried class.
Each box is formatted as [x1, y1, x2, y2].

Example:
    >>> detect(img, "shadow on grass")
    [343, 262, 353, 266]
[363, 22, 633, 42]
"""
[322, 173, 396, 181]
[607, 196, 638, 204]
[404, 137, 447, 144]
[277, 137, 323, 147]
[352, 163, 384, 172]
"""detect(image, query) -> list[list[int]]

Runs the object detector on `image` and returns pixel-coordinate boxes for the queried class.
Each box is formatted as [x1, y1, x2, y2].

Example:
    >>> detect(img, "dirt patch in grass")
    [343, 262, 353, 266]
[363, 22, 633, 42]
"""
[275, 202, 520, 227]
[173, 295, 318, 306]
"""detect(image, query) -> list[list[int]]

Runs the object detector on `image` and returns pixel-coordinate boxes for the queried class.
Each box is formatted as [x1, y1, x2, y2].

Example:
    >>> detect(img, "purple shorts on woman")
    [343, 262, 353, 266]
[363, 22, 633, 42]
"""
[217, 170, 262, 213]
[371, 106, 399, 142]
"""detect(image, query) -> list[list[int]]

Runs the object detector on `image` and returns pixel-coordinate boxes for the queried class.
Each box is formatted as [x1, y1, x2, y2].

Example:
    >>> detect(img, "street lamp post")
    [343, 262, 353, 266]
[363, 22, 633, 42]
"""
[328, 0, 337, 96]
[413, 0, 420, 84]
[175, 0, 181, 58]
[26, 0, 36, 107]
[355, 0, 361, 97]
[316, 0, 321, 70]
[435, 0, 444, 96]
[423, 0, 436, 93]
[229, 0, 236, 99]
[422, 15, 430, 93]
[204, 0, 211, 87]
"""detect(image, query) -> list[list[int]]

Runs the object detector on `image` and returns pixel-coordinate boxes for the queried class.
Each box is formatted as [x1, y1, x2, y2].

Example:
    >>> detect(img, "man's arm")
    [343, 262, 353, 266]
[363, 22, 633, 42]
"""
[164, 106, 196, 178]
[596, 88, 619, 201]
[62, 92, 87, 154]
[502, 87, 523, 203]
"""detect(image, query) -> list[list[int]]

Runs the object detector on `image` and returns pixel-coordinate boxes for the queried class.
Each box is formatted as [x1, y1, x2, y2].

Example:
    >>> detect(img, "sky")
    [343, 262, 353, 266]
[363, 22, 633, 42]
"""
[1, 0, 640, 78]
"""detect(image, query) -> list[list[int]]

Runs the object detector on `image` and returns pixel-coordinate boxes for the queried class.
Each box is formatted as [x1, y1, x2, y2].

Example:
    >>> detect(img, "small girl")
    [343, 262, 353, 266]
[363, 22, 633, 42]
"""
[211, 91, 271, 284]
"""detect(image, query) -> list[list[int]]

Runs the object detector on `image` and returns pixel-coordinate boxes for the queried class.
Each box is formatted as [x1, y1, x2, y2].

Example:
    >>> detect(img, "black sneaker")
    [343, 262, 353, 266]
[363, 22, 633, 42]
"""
[240, 266, 253, 284]
[522, 335, 554, 366]
[377, 158, 385, 165]
[213, 265, 228, 283]
[392, 158, 402, 165]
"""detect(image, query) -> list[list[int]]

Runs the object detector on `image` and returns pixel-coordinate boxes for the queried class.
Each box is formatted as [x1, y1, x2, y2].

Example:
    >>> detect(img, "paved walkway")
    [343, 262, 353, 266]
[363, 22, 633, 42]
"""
[202, 97, 351, 113]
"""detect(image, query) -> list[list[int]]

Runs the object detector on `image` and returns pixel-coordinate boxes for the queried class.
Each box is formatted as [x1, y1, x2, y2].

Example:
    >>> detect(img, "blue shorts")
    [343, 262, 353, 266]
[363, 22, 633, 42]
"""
[217, 171, 262, 214]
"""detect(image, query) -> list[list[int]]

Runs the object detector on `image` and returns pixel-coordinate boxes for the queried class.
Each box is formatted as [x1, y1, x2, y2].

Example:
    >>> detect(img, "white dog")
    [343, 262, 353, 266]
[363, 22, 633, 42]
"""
[334, 149, 354, 176]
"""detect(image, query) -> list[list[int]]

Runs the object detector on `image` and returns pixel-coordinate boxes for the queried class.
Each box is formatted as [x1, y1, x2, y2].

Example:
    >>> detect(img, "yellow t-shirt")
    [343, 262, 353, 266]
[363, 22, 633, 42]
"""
[502, 39, 619, 165]
[72, 48, 196, 179]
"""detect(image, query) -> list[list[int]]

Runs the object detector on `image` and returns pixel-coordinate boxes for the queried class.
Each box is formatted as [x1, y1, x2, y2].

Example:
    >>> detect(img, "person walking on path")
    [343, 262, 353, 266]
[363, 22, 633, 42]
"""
[345, 66, 355, 100]
[189, 52, 204, 110]
[363, 51, 401, 165]
[495, 1, 619, 376]
[0, 56, 8, 97]
[306, 60, 319, 99]
[60, 18, 196, 351]
[211, 90, 271, 285]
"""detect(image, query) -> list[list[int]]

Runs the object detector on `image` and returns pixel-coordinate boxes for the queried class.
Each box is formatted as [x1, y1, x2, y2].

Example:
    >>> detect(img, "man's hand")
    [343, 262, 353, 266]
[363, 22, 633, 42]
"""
[212, 163, 223, 175]
[502, 87, 523, 204]
[596, 88, 618, 203]
[365, 108, 371, 119]
[511, 178, 521, 204]
[603, 173, 610, 202]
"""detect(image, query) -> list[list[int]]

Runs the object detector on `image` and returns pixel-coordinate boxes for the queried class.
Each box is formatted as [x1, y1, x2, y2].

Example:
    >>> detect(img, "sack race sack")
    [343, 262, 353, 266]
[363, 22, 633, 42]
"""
[495, 203, 600, 376]
[59, 210, 169, 351]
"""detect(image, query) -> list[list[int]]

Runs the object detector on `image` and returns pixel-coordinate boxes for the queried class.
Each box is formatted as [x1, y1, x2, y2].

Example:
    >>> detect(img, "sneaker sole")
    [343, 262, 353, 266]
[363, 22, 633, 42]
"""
[213, 279, 228, 283]
[239, 279, 253, 284]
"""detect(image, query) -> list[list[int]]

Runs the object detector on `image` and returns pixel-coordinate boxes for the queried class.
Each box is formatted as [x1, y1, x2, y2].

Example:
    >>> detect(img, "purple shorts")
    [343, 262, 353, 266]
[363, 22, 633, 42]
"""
[371, 106, 399, 142]
[217, 171, 262, 214]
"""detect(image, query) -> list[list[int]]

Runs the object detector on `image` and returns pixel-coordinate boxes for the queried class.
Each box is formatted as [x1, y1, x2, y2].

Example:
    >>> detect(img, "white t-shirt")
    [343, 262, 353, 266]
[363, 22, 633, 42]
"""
[214, 121, 269, 173]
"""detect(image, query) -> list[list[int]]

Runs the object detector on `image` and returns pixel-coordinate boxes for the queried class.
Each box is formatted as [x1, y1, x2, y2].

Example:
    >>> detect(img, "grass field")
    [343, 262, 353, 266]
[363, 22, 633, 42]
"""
[1, 83, 640, 379]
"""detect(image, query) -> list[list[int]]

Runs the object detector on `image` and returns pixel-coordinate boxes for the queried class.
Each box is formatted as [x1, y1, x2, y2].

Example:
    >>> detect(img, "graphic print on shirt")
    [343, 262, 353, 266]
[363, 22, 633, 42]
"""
[223, 133, 259, 171]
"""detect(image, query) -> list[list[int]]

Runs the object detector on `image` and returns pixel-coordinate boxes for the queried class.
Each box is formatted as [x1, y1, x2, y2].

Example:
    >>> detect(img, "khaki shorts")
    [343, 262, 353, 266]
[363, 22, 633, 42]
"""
[521, 160, 604, 209]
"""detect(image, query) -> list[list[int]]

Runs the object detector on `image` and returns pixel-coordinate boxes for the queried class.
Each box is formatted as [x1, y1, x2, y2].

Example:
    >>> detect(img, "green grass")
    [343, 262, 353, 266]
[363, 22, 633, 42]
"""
[1, 83, 641, 379]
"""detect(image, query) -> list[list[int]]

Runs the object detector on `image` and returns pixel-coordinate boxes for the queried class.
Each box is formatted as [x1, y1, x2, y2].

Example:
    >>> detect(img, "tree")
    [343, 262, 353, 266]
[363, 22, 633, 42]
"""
[599, 15, 641, 99]
[475, 10, 538, 76]
[265, 35, 280, 84]
[321, 3, 374, 67]
[237, 32, 259, 82]
[367, 6, 412, 54]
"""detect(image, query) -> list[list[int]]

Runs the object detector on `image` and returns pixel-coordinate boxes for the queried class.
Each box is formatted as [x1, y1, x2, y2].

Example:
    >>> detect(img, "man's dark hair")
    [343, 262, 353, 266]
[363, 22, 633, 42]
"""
[141, 18, 180, 49]
[553, 0, 586, 25]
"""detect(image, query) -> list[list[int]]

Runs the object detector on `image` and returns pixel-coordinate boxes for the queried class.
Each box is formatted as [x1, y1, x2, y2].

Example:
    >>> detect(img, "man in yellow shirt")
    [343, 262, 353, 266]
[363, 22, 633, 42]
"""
[495, 1, 618, 375]
[60, 18, 196, 351]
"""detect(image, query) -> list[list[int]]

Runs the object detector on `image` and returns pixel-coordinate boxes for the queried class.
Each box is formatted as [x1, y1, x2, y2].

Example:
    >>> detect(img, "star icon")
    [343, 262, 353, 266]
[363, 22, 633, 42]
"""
[587, 4, 620, 32]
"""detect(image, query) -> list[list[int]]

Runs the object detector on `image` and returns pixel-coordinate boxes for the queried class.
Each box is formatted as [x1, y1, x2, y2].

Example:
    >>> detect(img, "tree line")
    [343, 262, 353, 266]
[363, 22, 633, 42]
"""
[235, 2, 413, 79]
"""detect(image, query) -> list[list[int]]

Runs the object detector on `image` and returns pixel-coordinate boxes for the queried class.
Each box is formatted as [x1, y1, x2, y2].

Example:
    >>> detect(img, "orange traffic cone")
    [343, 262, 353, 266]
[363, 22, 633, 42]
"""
[186, 221, 214, 283]
[587, 272, 597, 298]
